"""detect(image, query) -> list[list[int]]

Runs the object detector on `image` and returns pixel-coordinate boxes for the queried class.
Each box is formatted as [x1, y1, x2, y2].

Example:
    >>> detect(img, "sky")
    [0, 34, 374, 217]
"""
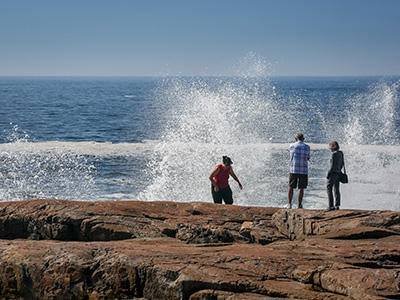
[0, 0, 399, 77]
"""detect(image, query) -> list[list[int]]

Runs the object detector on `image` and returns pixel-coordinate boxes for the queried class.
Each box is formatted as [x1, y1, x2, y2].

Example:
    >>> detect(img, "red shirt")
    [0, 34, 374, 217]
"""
[213, 164, 231, 189]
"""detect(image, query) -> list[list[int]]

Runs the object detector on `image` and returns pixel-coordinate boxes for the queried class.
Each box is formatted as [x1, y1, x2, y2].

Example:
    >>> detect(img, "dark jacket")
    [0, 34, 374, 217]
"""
[327, 150, 344, 178]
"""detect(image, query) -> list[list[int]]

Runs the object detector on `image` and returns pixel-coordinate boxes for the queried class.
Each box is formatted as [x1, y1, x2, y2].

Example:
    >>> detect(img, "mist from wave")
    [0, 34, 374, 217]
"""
[139, 71, 400, 210]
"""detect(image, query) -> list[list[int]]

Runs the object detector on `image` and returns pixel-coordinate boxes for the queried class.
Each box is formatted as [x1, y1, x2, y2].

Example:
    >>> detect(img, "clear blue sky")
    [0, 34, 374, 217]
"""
[1, 0, 399, 76]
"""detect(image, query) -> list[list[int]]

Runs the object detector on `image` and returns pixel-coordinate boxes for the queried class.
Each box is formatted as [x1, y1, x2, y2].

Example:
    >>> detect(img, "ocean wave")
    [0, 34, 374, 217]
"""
[1, 140, 400, 158]
[0, 140, 157, 157]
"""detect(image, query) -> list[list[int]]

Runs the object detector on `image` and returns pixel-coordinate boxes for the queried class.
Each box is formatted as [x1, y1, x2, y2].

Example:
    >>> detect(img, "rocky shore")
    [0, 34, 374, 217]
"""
[0, 199, 399, 299]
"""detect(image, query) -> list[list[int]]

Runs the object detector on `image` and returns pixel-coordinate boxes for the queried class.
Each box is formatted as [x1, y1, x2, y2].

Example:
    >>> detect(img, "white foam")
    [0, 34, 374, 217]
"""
[0, 140, 157, 157]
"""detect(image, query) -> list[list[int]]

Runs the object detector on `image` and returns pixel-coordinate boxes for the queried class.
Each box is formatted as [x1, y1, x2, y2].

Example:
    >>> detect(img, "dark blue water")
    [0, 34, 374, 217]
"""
[1, 76, 399, 210]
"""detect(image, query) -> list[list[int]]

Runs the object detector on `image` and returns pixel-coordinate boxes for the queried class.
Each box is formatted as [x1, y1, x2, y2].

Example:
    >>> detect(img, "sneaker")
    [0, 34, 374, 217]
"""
[284, 203, 292, 209]
[335, 206, 340, 210]
[326, 207, 335, 211]
[298, 204, 303, 209]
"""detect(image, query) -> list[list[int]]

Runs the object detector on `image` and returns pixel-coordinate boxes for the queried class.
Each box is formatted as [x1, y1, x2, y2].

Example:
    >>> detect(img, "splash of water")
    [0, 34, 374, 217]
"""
[344, 80, 400, 145]
[340, 80, 400, 210]
[231, 51, 274, 78]
[139, 58, 299, 205]
[140, 61, 400, 210]
[0, 125, 96, 202]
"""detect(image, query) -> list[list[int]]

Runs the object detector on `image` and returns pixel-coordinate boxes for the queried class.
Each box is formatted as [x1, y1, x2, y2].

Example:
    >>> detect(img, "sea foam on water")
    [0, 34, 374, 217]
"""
[0, 125, 96, 202]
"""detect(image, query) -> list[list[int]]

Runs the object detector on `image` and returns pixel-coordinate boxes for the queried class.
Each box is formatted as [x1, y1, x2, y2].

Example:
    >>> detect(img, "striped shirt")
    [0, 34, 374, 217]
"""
[289, 141, 310, 174]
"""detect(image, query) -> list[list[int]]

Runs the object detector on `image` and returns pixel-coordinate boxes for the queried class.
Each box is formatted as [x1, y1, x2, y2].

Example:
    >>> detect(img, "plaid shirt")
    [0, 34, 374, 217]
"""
[289, 141, 310, 174]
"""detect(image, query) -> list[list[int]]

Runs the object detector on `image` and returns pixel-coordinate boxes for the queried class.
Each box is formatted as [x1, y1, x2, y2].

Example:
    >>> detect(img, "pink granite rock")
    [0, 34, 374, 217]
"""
[0, 200, 398, 299]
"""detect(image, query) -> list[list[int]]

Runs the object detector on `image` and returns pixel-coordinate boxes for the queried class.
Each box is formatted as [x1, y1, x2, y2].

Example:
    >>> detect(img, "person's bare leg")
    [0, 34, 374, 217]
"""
[288, 187, 294, 208]
[298, 189, 304, 208]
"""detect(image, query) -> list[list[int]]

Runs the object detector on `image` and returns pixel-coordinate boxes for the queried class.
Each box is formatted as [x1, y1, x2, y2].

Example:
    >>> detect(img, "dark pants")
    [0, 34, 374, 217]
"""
[327, 173, 341, 208]
[211, 185, 233, 205]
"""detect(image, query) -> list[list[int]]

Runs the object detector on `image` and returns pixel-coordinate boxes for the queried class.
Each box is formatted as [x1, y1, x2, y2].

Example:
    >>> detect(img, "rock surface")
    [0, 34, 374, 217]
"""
[0, 199, 399, 299]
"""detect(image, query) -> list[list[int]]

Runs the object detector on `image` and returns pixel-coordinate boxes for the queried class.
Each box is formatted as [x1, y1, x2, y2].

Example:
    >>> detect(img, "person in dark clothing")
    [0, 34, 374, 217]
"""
[326, 141, 345, 210]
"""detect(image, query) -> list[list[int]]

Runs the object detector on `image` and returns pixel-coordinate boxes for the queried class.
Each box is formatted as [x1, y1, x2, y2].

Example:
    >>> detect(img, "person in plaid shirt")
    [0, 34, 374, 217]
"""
[287, 133, 310, 209]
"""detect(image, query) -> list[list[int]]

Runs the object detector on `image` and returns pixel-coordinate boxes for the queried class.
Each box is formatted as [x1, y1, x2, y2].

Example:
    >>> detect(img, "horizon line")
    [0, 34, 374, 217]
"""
[1, 74, 399, 78]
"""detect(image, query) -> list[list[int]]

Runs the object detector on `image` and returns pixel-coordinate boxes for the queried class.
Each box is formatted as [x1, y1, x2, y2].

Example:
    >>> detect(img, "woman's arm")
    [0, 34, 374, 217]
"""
[230, 167, 243, 190]
[341, 152, 345, 170]
[209, 166, 221, 191]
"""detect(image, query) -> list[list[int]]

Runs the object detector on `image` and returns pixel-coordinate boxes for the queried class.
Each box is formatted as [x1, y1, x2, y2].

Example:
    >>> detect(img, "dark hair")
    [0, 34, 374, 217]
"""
[329, 141, 340, 151]
[222, 156, 232, 165]
[296, 133, 304, 141]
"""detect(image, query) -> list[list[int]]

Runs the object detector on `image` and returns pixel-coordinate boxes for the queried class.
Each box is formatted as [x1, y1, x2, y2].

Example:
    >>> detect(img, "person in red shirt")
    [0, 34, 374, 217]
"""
[209, 156, 243, 204]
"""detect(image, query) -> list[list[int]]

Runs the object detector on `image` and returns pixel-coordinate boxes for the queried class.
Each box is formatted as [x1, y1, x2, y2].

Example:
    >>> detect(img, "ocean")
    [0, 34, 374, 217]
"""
[1, 75, 400, 211]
